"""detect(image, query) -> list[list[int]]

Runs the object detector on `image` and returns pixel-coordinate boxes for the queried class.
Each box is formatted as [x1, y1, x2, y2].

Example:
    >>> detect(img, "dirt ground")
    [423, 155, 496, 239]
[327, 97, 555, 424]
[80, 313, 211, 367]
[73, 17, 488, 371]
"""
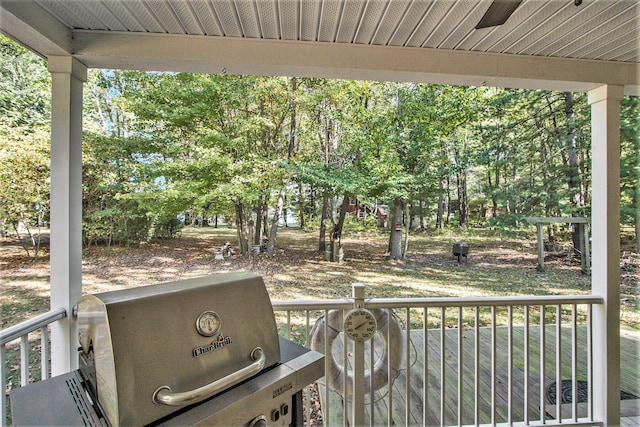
[1, 226, 639, 329]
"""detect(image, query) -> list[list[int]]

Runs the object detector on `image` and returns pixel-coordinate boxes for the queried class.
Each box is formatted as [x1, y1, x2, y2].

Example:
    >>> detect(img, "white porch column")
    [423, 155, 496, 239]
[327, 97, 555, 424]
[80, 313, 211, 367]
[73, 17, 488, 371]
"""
[588, 84, 623, 426]
[48, 56, 87, 376]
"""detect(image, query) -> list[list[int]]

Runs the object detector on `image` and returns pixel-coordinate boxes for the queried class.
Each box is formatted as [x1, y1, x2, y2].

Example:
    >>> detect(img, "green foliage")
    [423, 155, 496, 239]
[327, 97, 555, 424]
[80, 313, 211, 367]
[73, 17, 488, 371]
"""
[620, 96, 640, 228]
[0, 35, 50, 129]
[1, 32, 639, 254]
[0, 126, 50, 232]
[0, 35, 52, 239]
[342, 212, 378, 232]
[472, 89, 591, 221]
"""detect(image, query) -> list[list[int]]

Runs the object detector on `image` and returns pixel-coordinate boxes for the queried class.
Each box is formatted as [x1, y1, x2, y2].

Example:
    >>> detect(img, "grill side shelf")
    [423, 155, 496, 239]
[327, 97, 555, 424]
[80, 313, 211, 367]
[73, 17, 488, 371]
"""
[10, 371, 107, 426]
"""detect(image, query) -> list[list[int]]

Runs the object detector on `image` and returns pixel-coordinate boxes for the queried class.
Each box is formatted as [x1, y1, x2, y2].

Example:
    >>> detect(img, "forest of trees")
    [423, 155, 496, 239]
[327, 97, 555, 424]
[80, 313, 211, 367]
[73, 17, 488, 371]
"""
[1, 35, 639, 258]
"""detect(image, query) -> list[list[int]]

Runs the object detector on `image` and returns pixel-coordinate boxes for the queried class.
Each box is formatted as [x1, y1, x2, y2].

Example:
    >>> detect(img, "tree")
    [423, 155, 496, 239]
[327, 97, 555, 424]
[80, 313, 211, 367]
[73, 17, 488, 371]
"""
[0, 126, 50, 257]
[8, 31, 637, 259]
[262, 77, 297, 255]
[563, 92, 588, 256]
[0, 35, 50, 130]
[621, 96, 640, 252]
[0, 35, 51, 257]
[117, 73, 247, 250]
[294, 79, 360, 253]
[339, 81, 410, 259]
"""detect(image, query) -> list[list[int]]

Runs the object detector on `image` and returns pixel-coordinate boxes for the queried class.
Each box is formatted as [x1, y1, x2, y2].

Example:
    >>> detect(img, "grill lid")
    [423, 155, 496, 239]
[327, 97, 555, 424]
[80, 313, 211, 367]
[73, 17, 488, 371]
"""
[77, 272, 280, 427]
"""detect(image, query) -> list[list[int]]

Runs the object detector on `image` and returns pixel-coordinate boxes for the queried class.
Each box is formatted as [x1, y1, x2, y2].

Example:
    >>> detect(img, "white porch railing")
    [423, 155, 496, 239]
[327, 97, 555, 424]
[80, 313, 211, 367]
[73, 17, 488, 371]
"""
[2, 291, 605, 427]
[272, 287, 605, 427]
[1, 307, 66, 426]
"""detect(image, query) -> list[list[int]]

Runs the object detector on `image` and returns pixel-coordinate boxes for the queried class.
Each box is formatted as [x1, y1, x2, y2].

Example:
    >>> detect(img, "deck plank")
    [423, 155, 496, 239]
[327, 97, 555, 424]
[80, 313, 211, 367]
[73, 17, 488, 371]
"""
[317, 325, 639, 426]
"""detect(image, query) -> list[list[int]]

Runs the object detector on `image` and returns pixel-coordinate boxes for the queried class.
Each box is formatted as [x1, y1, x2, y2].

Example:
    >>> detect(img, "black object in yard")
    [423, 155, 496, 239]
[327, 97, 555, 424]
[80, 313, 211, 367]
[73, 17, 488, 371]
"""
[453, 243, 468, 264]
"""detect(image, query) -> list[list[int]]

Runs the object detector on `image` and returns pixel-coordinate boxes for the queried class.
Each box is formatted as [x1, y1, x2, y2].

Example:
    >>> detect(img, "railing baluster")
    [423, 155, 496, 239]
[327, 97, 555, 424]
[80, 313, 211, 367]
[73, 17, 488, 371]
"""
[286, 310, 291, 340]
[387, 308, 393, 427]
[474, 306, 480, 427]
[524, 305, 530, 425]
[508, 308, 515, 423]
[556, 304, 562, 422]
[406, 307, 411, 426]
[540, 304, 546, 424]
[20, 335, 29, 386]
[40, 325, 50, 381]
[1, 344, 7, 427]
[423, 307, 429, 427]
[587, 304, 593, 421]
[457, 306, 463, 426]
[343, 309, 348, 427]
[441, 307, 446, 427]
[491, 306, 496, 425]
[323, 309, 330, 427]
[305, 310, 311, 426]
[572, 304, 578, 422]
[370, 332, 375, 427]
[305, 310, 310, 347]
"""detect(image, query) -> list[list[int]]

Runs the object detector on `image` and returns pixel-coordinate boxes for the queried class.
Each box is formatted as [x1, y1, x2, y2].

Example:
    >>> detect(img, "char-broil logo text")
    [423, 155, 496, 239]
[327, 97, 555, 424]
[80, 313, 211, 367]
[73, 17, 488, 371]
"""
[193, 334, 232, 357]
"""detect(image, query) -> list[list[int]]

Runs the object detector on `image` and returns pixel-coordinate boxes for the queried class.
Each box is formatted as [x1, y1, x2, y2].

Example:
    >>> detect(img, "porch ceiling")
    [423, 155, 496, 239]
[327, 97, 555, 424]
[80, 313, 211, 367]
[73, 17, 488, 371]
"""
[1, 0, 639, 94]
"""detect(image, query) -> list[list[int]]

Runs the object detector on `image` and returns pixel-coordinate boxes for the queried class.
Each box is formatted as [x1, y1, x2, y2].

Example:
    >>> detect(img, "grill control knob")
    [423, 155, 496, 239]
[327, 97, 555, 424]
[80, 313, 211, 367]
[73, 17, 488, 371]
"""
[280, 404, 289, 416]
[248, 415, 268, 427]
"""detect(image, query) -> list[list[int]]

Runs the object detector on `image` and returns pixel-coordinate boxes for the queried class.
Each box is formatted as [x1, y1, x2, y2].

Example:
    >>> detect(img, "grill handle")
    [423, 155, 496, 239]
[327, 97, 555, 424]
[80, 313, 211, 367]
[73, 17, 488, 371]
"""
[152, 347, 266, 406]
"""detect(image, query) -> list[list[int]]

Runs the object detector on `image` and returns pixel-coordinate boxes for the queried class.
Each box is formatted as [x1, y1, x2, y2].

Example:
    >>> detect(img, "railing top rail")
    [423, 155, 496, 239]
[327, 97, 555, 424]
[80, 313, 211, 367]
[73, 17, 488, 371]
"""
[0, 307, 67, 345]
[271, 295, 604, 311]
[271, 299, 354, 311]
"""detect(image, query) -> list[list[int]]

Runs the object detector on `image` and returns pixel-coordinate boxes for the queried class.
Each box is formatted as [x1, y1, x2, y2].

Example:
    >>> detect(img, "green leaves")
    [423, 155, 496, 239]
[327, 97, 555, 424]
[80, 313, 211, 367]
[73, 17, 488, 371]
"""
[0, 125, 50, 228]
[0, 35, 50, 129]
[2, 31, 639, 250]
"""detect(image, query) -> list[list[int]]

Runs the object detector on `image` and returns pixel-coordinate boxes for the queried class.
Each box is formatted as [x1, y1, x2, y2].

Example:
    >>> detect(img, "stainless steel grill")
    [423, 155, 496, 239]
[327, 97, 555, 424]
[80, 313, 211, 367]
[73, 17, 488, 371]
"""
[11, 272, 323, 426]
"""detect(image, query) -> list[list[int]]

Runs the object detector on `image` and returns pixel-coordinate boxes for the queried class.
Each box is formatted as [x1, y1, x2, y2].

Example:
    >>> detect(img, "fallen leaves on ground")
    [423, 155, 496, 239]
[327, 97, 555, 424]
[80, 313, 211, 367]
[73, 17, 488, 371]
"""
[1, 227, 638, 329]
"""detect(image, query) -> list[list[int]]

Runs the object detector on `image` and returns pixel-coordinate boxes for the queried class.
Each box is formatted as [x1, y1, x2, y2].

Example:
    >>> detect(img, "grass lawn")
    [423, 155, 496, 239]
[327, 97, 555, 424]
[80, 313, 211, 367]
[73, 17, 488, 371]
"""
[2, 226, 638, 329]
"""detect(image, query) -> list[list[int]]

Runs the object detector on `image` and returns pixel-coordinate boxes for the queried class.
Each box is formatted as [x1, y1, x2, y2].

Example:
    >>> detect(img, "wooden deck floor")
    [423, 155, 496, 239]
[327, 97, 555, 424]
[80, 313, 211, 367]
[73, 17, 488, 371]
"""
[318, 325, 640, 426]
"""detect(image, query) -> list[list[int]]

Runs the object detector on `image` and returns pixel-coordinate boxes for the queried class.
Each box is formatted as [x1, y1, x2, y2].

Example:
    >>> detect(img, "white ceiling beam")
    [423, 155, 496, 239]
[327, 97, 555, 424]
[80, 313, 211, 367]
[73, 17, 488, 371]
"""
[73, 31, 639, 95]
[0, 0, 73, 57]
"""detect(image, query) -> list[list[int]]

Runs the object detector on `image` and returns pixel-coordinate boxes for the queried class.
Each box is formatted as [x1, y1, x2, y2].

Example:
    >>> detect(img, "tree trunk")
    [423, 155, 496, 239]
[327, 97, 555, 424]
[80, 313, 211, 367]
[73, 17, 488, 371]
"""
[445, 176, 451, 225]
[565, 92, 584, 257]
[636, 211, 640, 253]
[437, 179, 445, 229]
[437, 139, 447, 229]
[288, 77, 297, 160]
[234, 201, 249, 255]
[539, 134, 555, 244]
[487, 164, 498, 218]
[403, 200, 410, 259]
[298, 183, 305, 230]
[633, 174, 640, 252]
[253, 204, 262, 245]
[334, 194, 349, 241]
[309, 187, 316, 222]
[267, 189, 285, 255]
[318, 195, 328, 252]
[261, 202, 269, 242]
[388, 197, 404, 260]
[457, 168, 468, 226]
